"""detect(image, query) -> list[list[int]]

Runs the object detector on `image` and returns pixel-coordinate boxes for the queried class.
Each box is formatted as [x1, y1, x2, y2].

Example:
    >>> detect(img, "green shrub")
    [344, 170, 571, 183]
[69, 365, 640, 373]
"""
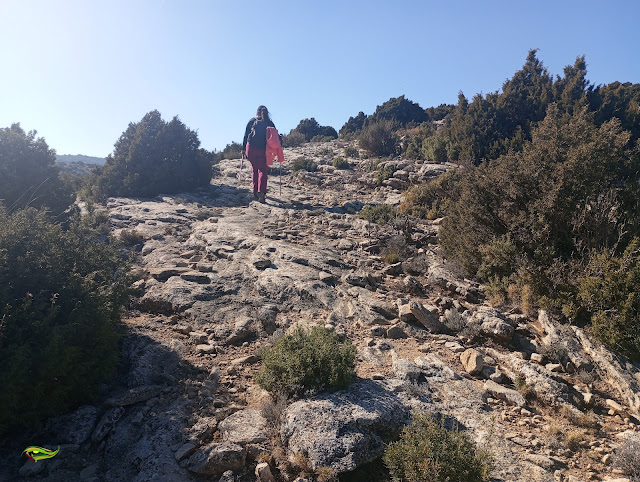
[375, 164, 396, 186]
[119, 228, 145, 247]
[0, 207, 130, 435]
[255, 326, 356, 397]
[358, 204, 396, 224]
[332, 157, 351, 170]
[85, 110, 213, 200]
[318, 147, 334, 157]
[358, 120, 398, 157]
[291, 157, 318, 173]
[398, 168, 459, 218]
[575, 239, 640, 360]
[283, 131, 306, 147]
[311, 135, 336, 143]
[383, 413, 492, 482]
[0, 123, 74, 214]
[421, 135, 448, 163]
[343, 146, 359, 158]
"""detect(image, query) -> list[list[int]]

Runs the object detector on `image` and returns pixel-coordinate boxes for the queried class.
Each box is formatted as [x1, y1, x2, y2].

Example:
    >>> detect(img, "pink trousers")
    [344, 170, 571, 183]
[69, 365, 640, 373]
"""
[247, 145, 268, 193]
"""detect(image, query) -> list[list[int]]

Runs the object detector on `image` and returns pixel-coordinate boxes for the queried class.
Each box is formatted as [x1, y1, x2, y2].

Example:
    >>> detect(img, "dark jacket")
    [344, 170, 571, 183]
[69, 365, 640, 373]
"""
[243, 117, 276, 151]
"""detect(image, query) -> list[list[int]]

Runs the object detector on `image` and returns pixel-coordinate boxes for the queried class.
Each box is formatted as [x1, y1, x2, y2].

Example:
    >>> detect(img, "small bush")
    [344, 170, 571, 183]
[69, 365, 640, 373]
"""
[358, 120, 398, 157]
[398, 168, 459, 218]
[332, 157, 351, 170]
[375, 164, 396, 186]
[575, 239, 640, 361]
[358, 204, 396, 224]
[119, 228, 144, 246]
[343, 146, 359, 158]
[0, 207, 130, 435]
[312, 135, 335, 143]
[318, 147, 334, 157]
[615, 438, 640, 480]
[383, 413, 492, 482]
[291, 157, 318, 173]
[283, 131, 306, 147]
[255, 326, 356, 398]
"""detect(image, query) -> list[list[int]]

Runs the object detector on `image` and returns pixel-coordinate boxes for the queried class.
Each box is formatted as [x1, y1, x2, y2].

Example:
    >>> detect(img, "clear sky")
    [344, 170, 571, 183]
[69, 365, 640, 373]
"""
[1, 0, 639, 157]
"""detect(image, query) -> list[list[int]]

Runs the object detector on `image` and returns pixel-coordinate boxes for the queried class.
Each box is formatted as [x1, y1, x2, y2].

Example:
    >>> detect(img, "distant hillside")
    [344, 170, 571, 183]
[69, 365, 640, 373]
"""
[57, 154, 106, 165]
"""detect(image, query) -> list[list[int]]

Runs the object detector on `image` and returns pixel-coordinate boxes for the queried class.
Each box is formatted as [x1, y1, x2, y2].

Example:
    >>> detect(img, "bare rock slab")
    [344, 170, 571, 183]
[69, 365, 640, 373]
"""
[185, 442, 246, 476]
[483, 380, 526, 407]
[218, 409, 268, 445]
[281, 379, 415, 473]
[105, 385, 164, 407]
[460, 348, 484, 375]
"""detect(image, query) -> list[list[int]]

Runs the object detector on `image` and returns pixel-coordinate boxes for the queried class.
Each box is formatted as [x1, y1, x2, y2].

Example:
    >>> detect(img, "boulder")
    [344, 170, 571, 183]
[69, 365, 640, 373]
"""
[185, 442, 246, 476]
[47, 405, 99, 445]
[483, 380, 526, 407]
[460, 348, 484, 375]
[92, 407, 125, 442]
[218, 409, 268, 445]
[409, 301, 444, 333]
[281, 379, 415, 473]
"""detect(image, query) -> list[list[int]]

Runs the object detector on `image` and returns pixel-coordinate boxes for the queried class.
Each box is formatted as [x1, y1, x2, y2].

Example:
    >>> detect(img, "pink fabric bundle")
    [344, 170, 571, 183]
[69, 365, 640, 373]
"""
[266, 126, 285, 166]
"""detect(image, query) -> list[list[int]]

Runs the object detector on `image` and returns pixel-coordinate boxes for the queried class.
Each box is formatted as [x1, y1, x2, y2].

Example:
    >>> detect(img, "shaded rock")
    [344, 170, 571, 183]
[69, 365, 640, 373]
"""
[255, 462, 276, 482]
[19, 459, 46, 477]
[539, 311, 593, 371]
[105, 385, 164, 407]
[92, 407, 125, 442]
[392, 358, 425, 383]
[174, 442, 198, 462]
[415, 354, 462, 381]
[409, 301, 444, 333]
[483, 380, 526, 407]
[188, 417, 218, 443]
[185, 442, 246, 476]
[386, 323, 407, 339]
[281, 379, 415, 473]
[180, 271, 211, 284]
[486, 349, 568, 405]
[573, 326, 640, 416]
[148, 266, 190, 281]
[460, 348, 484, 375]
[342, 272, 369, 287]
[253, 259, 272, 270]
[47, 405, 99, 445]
[218, 409, 268, 445]
[480, 319, 514, 342]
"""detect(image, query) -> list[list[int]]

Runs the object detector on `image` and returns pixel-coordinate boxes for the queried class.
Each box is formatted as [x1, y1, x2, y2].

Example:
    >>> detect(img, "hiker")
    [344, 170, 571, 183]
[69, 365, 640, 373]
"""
[243, 105, 276, 203]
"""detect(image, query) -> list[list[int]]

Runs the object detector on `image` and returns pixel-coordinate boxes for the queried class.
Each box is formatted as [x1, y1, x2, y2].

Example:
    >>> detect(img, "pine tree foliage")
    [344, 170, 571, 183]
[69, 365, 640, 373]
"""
[0, 124, 74, 214]
[85, 110, 213, 200]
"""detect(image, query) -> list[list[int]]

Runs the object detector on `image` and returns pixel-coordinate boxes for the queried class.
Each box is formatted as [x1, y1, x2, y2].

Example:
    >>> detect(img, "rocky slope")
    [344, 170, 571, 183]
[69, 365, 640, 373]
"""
[3, 140, 640, 482]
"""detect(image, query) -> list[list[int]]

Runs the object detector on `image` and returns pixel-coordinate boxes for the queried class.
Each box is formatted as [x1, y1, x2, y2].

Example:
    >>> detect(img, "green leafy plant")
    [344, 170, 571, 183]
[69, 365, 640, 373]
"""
[343, 146, 359, 158]
[291, 157, 318, 173]
[84, 110, 213, 200]
[332, 157, 351, 170]
[358, 120, 398, 157]
[255, 326, 356, 398]
[0, 207, 131, 435]
[383, 413, 492, 482]
[358, 204, 396, 225]
[375, 164, 397, 186]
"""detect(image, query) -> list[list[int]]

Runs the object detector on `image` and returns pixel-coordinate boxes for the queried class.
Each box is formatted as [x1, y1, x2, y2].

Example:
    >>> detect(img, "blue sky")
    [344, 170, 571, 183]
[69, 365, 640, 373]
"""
[1, 0, 639, 157]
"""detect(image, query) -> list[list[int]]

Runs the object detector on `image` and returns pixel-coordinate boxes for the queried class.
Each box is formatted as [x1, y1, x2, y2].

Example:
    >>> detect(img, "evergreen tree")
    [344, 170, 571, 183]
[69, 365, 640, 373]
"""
[0, 124, 74, 213]
[86, 110, 213, 199]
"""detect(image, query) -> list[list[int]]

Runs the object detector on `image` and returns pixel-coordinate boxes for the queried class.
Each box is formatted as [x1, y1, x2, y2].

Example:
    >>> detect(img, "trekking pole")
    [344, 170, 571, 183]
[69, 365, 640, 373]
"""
[279, 161, 282, 197]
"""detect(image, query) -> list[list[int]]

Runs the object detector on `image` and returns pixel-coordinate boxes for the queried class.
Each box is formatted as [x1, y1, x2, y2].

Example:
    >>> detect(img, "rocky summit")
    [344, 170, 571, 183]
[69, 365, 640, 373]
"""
[3, 139, 640, 482]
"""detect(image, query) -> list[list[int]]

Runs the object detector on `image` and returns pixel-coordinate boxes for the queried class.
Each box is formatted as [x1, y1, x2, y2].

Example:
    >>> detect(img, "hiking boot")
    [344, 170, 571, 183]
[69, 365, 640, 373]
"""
[258, 192, 266, 204]
[253, 192, 259, 201]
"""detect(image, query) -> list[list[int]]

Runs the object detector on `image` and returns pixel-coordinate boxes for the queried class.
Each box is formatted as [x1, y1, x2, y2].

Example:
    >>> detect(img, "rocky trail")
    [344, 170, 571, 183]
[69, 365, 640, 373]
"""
[3, 140, 640, 481]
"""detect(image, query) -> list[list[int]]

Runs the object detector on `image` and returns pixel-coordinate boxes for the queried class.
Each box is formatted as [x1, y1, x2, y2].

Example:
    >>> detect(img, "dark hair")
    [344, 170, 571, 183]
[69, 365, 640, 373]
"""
[256, 105, 272, 124]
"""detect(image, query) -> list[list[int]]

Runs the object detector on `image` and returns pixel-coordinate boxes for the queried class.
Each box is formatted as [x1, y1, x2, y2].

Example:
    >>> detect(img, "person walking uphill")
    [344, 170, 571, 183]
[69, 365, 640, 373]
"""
[243, 105, 276, 203]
